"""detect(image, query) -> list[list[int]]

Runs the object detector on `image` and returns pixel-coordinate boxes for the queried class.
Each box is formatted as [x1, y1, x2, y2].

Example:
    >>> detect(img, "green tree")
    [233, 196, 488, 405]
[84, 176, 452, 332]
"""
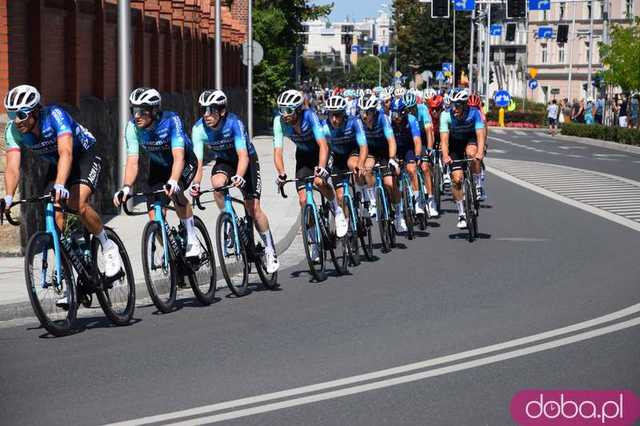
[253, 1, 333, 121]
[392, 0, 471, 84]
[599, 17, 640, 92]
[347, 56, 390, 87]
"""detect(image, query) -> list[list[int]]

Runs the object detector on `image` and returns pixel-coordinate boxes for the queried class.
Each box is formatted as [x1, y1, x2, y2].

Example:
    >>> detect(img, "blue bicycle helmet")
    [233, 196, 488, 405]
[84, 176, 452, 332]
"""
[390, 98, 406, 113]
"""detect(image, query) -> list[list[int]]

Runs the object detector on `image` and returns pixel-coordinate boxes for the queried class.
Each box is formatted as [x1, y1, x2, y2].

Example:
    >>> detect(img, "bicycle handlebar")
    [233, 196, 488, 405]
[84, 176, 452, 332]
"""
[192, 185, 239, 211]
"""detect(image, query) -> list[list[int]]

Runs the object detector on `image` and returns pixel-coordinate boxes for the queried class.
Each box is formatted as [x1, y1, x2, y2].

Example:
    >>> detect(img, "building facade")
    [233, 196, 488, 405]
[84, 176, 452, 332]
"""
[527, 0, 639, 103]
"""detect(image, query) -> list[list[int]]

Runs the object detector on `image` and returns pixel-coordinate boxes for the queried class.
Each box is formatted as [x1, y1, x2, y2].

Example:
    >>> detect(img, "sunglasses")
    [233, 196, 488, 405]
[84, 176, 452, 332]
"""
[200, 105, 223, 116]
[279, 106, 298, 116]
[130, 106, 154, 117]
[329, 111, 345, 119]
[453, 101, 467, 109]
[8, 109, 32, 123]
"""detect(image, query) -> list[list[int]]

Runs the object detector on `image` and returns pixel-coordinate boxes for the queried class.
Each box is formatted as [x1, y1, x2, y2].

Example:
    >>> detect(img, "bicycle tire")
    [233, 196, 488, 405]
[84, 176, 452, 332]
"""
[93, 228, 136, 325]
[216, 212, 249, 296]
[141, 221, 177, 313]
[301, 204, 326, 281]
[254, 245, 278, 289]
[416, 170, 427, 231]
[375, 187, 391, 253]
[323, 202, 348, 275]
[344, 195, 360, 267]
[386, 188, 397, 248]
[463, 179, 476, 242]
[433, 162, 442, 213]
[402, 179, 415, 240]
[24, 232, 77, 336]
[188, 216, 216, 304]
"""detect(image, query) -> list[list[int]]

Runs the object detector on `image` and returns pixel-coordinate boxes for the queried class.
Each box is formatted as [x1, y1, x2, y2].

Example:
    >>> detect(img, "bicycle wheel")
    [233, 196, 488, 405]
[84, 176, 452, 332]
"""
[301, 204, 326, 281]
[141, 221, 177, 313]
[216, 213, 249, 296]
[402, 180, 415, 240]
[386, 188, 397, 248]
[344, 195, 360, 267]
[375, 188, 391, 253]
[416, 171, 427, 231]
[187, 216, 216, 304]
[93, 228, 135, 325]
[433, 163, 442, 213]
[24, 232, 77, 336]
[463, 179, 476, 242]
[254, 244, 278, 290]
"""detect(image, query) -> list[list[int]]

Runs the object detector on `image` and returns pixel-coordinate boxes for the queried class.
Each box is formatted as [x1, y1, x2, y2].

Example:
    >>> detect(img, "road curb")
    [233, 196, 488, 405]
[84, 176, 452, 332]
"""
[554, 134, 640, 155]
[0, 215, 301, 322]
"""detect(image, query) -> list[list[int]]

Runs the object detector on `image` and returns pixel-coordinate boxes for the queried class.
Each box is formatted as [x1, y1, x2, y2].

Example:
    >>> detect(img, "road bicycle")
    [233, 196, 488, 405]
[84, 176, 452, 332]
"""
[122, 187, 215, 313]
[451, 159, 479, 242]
[397, 160, 416, 240]
[194, 185, 278, 297]
[430, 149, 445, 213]
[1, 193, 135, 336]
[279, 176, 348, 282]
[371, 164, 396, 253]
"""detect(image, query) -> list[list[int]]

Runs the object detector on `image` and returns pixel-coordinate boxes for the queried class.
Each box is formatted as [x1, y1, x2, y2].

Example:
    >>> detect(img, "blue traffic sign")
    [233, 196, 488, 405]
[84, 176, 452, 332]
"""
[442, 63, 453, 73]
[379, 45, 389, 54]
[528, 79, 539, 90]
[436, 71, 445, 81]
[494, 90, 511, 107]
[454, 0, 475, 12]
[529, 0, 551, 11]
[351, 45, 361, 54]
[490, 24, 502, 36]
[537, 27, 553, 39]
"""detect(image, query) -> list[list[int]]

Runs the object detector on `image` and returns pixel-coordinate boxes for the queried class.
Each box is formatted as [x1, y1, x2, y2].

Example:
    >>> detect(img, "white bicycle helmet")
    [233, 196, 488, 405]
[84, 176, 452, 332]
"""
[199, 90, 227, 107]
[403, 92, 417, 108]
[359, 95, 379, 111]
[129, 87, 161, 107]
[379, 88, 392, 101]
[424, 88, 437, 100]
[325, 96, 348, 112]
[394, 86, 406, 98]
[450, 89, 469, 103]
[443, 93, 452, 107]
[4, 84, 40, 112]
[277, 89, 304, 111]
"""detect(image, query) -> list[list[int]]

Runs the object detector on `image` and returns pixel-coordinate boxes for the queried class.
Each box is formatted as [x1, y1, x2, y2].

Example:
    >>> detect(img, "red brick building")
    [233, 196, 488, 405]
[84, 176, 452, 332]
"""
[0, 0, 248, 112]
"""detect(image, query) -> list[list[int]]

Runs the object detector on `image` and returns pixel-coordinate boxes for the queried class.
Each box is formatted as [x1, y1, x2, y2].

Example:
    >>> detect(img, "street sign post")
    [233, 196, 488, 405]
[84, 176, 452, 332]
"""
[537, 27, 553, 39]
[528, 0, 551, 11]
[380, 45, 389, 54]
[490, 24, 502, 36]
[242, 40, 263, 66]
[436, 71, 445, 81]
[494, 90, 511, 107]
[529, 67, 538, 79]
[528, 79, 539, 90]
[454, 0, 475, 12]
[442, 63, 453, 73]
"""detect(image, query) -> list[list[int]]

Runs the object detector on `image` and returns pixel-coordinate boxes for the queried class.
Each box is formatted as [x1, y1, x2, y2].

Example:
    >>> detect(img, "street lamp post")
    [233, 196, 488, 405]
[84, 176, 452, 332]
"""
[215, 0, 222, 90]
[587, 0, 594, 99]
[247, 0, 253, 138]
[117, 0, 131, 189]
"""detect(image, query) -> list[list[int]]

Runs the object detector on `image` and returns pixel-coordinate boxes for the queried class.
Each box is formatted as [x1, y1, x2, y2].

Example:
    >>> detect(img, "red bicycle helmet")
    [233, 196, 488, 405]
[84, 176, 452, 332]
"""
[427, 95, 443, 109]
[468, 93, 482, 108]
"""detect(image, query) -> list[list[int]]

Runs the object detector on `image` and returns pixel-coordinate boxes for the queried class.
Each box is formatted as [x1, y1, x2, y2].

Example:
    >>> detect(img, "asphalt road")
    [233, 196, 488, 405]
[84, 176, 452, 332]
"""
[1, 131, 639, 426]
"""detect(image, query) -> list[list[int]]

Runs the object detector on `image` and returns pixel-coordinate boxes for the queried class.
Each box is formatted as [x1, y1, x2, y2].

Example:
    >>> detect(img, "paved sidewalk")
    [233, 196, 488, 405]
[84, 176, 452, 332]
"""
[0, 135, 301, 320]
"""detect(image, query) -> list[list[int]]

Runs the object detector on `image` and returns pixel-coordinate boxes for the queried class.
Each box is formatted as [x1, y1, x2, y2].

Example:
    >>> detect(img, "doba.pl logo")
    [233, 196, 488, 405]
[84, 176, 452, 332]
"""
[510, 390, 640, 425]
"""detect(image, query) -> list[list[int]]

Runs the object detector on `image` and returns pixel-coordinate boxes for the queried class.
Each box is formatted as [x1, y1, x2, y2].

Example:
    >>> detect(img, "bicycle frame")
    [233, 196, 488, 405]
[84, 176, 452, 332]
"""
[340, 175, 358, 234]
[221, 191, 242, 256]
[373, 167, 391, 221]
[303, 180, 323, 247]
[44, 201, 63, 288]
[151, 202, 172, 270]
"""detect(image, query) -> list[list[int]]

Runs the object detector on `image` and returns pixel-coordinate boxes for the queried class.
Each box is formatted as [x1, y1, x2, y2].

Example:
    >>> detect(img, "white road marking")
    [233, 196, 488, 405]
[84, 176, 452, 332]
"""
[514, 130, 527, 136]
[110, 316, 640, 426]
[496, 237, 549, 242]
[593, 153, 628, 157]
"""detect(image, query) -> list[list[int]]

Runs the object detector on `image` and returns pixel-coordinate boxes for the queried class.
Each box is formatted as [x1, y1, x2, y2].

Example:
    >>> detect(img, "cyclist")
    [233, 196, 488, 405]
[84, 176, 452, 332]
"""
[440, 89, 486, 230]
[344, 90, 359, 118]
[394, 86, 406, 100]
[430, 92, 452, 186]
[468, 93, 487, 201]
[2, 84, 122, 304]
[390, 98, 422, 232]
[113, 87, 200, 258]
[379, 88, 393, 117]
[359, 95, 398, 220]
[322, 96, 368, 211]
[189, 90, 279, 273]
[404, 91, 438, 217]
[272, 89, 348, 260]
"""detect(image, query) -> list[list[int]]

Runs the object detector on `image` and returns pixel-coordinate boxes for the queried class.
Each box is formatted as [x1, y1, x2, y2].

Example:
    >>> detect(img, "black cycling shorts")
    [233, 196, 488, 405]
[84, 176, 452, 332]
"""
[46, 145, 102, 193]
[146, 152, 197, 209]
[294, 150, 333, 191]
[212, 153, 262, 200]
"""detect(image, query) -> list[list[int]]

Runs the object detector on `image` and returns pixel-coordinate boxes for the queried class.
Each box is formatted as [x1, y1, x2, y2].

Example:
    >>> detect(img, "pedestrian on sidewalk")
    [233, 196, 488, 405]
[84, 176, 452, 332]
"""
[618, 94, 629, 128]
[630, 94, 639, 129]
[547, 99, 559, 136]
[594, 96, 604, 125]
[571, 98, 585, 124]
[584, 98, 595, 125]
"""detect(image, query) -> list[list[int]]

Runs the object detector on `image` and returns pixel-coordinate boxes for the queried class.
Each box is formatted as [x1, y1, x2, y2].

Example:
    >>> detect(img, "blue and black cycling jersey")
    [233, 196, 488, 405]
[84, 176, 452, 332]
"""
[322, 116, 367, 157]
[439, 108, 485, 148]
[414, 103, 432, 146]
[392, 113, 421, 153]
[191, 113, 256, 163]
[4, 105, 96, 164]
[125, 111, 194, 168]
[362, 110, 395, 155]
[272, 109, 325, 157]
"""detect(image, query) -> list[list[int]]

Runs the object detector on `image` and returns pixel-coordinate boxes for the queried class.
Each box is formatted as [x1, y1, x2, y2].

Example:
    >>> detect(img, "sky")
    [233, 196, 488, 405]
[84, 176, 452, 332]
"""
[317, 0, 390, 22]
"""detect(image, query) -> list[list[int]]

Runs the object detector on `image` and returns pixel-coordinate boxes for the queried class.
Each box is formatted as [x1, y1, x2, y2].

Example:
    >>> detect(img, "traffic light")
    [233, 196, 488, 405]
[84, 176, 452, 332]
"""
[489, 70, 495, 84]
[373, 44, 379, 56]
[506, 0, 526, 19]
[556, 24, 569, 43]
[505, 23, 516, 41]
[431, 0, 450, 18]
[582, 83, 588, 92]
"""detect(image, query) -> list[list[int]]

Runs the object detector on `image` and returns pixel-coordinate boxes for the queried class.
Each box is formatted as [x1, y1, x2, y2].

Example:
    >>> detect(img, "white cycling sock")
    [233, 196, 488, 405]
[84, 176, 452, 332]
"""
[260, 231, 275, 252]
[456, 200, 465, 216]
[96, 230, 110, 247]
[413, 189, 420, 201]
[182, 217, 195, 242]
[474, 174, 481, 187]
[365, 187, 375, 203]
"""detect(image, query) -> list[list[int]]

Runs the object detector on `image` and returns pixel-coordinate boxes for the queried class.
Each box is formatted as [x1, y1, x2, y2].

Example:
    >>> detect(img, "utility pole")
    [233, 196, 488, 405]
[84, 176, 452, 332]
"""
[452, 6, 456, 87]
[567, 0, 577, 103]
[117, 0, 131, 188]
[247, 0, 253, 138]
[469, 8, 475, 91]
[484, 2, 491, 97]
[602, 0, 609, 45]
[587, 0, 594, 99]
[215, 0, 222, 90]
